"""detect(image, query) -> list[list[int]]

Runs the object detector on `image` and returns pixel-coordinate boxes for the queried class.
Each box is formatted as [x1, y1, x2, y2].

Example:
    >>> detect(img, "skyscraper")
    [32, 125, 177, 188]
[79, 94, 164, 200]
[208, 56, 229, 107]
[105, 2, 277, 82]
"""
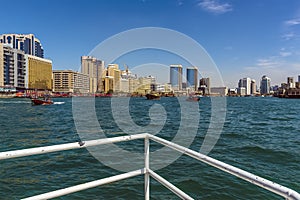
[170, 64, 182, 91]
[186, 67, 198, 91]
[238, 77, 251, 95]
[251, 79, 256, 95]
[81, 56, 104, 93]
[0, 34, 44, 58]
[260, 75, 271, 95]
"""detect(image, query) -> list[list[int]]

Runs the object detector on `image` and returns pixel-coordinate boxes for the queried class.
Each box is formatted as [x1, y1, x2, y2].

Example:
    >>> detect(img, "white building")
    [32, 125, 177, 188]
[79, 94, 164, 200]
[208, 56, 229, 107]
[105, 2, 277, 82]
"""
[211, 87, 228, 96]
[0, 43, 26, 88]
[238, 77, 251, 95]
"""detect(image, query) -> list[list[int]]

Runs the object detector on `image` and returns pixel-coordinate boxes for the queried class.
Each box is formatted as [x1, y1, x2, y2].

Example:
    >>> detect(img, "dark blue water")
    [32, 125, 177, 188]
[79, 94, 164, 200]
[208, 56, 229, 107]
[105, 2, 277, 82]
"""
[0, 97, 299, 199]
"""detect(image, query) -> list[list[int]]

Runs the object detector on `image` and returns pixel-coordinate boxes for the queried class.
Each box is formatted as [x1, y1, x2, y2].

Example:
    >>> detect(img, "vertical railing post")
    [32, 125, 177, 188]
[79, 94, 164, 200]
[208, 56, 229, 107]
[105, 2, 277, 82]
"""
[144, 135, 150, 200]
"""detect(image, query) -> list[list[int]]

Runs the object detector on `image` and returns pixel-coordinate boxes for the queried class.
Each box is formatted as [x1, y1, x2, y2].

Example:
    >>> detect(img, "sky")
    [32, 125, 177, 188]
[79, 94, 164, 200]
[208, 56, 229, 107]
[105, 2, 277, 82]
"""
[2, 0, 300, 88]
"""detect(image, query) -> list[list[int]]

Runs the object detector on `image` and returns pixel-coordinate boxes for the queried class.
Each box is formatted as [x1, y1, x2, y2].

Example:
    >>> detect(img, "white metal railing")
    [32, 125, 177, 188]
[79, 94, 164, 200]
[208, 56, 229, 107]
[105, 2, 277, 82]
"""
[0, 133, 299, 200]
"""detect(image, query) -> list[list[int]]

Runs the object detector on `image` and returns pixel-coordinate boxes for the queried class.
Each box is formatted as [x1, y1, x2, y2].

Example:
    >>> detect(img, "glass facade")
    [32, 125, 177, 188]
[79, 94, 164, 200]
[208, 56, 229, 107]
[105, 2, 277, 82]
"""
[186, 67, 198, 88]
[170, 65, 182, 90]
[260, 75, 271, 94]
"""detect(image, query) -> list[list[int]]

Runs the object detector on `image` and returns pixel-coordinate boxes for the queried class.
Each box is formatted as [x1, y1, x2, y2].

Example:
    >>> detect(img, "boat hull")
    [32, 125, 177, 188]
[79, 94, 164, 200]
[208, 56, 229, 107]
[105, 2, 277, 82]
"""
[146, 94, 160, 100]
[31, 99, 54, 105]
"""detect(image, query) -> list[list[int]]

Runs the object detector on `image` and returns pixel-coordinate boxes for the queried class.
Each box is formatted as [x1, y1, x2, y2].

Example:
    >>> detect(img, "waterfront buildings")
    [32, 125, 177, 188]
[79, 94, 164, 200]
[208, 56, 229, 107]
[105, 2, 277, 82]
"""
[260, 75, 271, 95]
[199, 77, 210, 95]
[0, 34, 44, 58]
[237, 78, 257, 96]
[101, 64, 121, 93]
[156, 83, 172, 93]
[251, 79, 257, 95]
[120, 78, 129, 93]
[129, 78, 139, 93]
[81, 56, 104, 93]
[53, 70, 89, 93]
[135, 76, 156, 95]
[0, 44, 52, 90]
[186, 67, 198, 91]
[0, 43, 26, 89]
[0, 34, 52, 92]
[26, 55, 52, 90]
[170, 64, 182, 91]
[107, 64, 121, 92]
[237, 87, 246, 96]
[211, 87, 228, 96]
[238, 78, 251, 96]
[287, 77, 295, 88]
[276, 75, 300, 98]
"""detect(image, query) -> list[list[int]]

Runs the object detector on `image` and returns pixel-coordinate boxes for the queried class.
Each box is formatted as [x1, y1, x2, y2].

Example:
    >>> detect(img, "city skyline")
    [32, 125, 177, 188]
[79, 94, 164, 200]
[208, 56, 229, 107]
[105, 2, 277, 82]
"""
[1, 0, 300, 88]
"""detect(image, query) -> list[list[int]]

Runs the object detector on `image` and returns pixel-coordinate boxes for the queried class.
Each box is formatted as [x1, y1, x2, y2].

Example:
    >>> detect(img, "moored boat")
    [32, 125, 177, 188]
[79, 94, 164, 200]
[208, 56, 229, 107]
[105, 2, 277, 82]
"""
[146, 93, 160, 100]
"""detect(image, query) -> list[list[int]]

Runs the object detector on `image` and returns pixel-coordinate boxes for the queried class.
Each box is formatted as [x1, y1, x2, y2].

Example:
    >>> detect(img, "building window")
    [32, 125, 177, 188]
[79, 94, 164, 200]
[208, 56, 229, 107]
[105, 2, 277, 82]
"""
[7, 36, 12, 44]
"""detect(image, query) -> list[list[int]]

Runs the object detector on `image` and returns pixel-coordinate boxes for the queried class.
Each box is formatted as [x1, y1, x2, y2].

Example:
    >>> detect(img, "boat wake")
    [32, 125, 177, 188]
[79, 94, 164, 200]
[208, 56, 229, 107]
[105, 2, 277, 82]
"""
[53, 102, 65, 105]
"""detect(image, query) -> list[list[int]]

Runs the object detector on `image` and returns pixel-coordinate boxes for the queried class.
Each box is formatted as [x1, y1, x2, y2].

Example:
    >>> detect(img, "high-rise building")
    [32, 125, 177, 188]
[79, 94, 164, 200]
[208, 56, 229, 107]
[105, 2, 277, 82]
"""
[260, 75, 271, 95]
[251, 79, 256, 95]
[26, 55, 52, 90]
[298, 75, 300, 83]
[53, 70, 89, 93]
[238, 77, 251, 95]
[237, 87, 246, 96]
[0, 43, 26, 88]
[186, 67, 198, 91]
[199, 77, 210, 95]
[81, 56, 104, 93]
[0, 34, 44, 58]
[0, 44, 3, 87]
[170, 64, 182, 91]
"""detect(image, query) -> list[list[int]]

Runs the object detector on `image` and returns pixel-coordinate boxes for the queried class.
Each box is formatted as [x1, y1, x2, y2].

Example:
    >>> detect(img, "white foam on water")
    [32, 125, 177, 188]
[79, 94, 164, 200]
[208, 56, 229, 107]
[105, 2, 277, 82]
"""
[53, 102, 65, 105]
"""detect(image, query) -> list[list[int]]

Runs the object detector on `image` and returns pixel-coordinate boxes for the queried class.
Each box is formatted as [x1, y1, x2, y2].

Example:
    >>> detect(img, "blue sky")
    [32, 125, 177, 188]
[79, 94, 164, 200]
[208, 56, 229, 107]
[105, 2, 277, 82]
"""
[2, 0, 300, 87]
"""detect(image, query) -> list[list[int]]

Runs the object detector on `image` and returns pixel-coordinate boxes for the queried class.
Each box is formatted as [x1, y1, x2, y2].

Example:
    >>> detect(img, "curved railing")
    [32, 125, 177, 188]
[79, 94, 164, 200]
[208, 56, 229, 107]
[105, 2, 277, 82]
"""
[0, 133, 299, 200]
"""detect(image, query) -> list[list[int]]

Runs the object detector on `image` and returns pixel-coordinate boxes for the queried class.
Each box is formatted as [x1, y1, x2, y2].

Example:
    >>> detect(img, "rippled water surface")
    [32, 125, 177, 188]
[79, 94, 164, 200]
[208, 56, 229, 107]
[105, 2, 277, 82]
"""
[0, 97, 299, 199]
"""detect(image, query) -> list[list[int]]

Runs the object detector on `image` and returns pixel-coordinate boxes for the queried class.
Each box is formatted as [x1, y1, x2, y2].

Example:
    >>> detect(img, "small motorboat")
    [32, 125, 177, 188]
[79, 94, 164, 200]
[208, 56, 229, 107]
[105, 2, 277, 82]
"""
[31, 97, 53, 105]
[146, 93, 160, 100]
[186, 95, 200, 102]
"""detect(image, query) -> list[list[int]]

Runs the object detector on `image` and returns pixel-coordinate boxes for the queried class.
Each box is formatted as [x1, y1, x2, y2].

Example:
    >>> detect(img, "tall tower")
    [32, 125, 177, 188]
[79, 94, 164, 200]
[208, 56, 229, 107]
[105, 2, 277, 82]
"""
[186, 67, 198, 91]
[170, 64, 182, 91]
[260, 75, 271, 95]
[238, 77, 251, 95]
[251, 79, 256, 95]
[81, 56, 104, 93]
